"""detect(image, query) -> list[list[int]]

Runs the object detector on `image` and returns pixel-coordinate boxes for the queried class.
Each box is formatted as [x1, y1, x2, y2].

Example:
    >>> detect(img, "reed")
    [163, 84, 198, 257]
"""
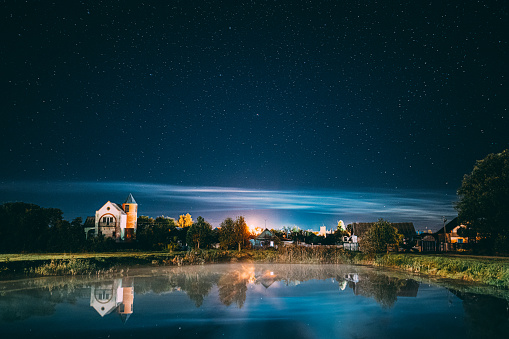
[3, 248, 509, 288]
[374, 254, 509, 288]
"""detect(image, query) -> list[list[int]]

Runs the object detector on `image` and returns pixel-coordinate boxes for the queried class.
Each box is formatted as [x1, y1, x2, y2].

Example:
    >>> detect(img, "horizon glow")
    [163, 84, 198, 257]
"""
[0, 181, 457, 232]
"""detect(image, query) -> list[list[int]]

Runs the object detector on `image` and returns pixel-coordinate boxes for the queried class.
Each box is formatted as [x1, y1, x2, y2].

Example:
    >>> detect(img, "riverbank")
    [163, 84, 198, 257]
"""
[1, 248, 508, 288]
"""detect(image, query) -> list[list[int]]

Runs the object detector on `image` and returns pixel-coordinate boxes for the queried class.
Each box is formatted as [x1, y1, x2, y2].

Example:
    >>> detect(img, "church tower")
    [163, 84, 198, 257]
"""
[122, 193, 137, 241]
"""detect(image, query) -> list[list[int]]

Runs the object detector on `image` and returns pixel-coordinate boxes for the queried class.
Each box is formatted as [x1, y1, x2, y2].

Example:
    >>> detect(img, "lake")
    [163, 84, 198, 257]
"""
[0, 263, 508, 338]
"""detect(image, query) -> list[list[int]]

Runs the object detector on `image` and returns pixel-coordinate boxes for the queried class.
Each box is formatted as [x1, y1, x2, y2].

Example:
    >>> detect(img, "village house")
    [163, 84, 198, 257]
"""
[415, 217, 470, 252]
[251, 228, 278, 248]
[84, 193, 138, 242]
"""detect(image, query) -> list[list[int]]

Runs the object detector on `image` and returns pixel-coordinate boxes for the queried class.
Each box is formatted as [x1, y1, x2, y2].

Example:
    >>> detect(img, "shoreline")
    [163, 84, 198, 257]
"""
[1, 247, 508, 289]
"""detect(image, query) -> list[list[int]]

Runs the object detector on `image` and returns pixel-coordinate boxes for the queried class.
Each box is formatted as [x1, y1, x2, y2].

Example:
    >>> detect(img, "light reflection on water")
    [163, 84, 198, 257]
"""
[0, 263, 508, 338]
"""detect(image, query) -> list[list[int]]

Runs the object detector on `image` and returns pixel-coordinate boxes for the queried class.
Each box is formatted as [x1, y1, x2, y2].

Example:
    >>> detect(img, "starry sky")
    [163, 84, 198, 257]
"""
[1, 1, 508, 231]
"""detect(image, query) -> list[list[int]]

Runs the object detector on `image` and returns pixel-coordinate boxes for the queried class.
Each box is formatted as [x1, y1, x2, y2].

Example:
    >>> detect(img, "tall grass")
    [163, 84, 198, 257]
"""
[266, 246, 366, 264]
[26, 258, 98, 276]
[4, 248, 509, 288]
[374, 254, 509, 287]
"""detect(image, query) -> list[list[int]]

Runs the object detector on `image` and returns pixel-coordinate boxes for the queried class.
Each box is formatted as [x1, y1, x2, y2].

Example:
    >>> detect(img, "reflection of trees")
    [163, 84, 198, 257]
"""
[342, 272, 419, 308]
[161, 271, 220, 307]
[0, 284, 83, 322]
[452, 290, 509, 337]
[218, 268, 252, 308]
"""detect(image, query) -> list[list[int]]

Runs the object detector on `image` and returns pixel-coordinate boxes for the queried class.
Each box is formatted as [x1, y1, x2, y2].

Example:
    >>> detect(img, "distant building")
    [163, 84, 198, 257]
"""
[84, 193, 138, 242]
[318, 225, 332, 238]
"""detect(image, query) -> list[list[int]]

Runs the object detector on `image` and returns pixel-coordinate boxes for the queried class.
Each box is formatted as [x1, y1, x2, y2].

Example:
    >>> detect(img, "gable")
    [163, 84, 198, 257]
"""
[97, 201, 126, 216]
[256, 229, 274, 240]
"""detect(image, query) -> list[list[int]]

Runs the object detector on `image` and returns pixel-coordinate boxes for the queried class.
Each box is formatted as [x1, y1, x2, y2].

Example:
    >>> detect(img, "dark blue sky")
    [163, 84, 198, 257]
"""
[1, 1, 507, 231]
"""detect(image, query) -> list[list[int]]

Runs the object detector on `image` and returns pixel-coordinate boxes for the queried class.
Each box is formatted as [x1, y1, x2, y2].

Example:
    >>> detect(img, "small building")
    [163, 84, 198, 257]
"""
[251, 229, 278, 248]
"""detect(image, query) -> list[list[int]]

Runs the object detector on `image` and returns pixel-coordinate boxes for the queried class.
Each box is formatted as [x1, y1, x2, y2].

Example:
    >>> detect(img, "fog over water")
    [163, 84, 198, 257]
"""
[1, 264, 508, 338]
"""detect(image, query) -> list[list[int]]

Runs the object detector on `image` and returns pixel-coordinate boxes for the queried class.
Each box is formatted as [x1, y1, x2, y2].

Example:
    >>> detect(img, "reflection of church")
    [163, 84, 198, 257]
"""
[90, 278, 134, 323]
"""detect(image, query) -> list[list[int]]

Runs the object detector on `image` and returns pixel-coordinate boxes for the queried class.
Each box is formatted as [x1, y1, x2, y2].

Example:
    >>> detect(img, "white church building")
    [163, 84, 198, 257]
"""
[84, 193, 138, 242]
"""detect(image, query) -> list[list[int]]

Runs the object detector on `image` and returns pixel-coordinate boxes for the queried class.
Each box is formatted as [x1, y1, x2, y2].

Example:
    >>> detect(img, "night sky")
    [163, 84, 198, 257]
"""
[1, 1, 508, 231]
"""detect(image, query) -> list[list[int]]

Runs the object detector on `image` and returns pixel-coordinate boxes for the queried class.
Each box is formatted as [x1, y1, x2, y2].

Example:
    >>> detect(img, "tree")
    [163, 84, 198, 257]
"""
[219, 216, 249, 251]
[219, 217, 235, 250]
[334, 221, 349, 244]
[178, 213, 193, 228]
[136, 216, 177, 250]
[186, 216, 212, 249]
[0, 202, 64, 253]
[456, 150, 509, 252]
[360, 219, 403, 254]
[233, 216, 249, 252]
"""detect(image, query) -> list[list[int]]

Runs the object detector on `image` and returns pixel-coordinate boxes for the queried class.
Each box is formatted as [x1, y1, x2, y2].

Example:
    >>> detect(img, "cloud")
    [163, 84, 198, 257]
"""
[0, 181, 457, 230]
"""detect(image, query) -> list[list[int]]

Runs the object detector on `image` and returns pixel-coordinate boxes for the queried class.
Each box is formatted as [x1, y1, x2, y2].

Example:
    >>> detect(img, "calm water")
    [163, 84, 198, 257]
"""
[0, 263, 508, 338]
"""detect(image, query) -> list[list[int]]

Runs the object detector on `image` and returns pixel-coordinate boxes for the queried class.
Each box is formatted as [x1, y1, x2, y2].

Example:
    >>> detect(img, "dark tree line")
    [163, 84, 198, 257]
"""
[0, 202, 85, 253]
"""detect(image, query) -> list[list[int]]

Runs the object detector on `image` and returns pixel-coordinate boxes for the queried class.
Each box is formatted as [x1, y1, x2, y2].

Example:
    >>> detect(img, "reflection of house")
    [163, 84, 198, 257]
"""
[90, 278, 134, 323]
[255, 270, 277, 288]
[84, 193, 138, 242]
[251, 229, 278, 248]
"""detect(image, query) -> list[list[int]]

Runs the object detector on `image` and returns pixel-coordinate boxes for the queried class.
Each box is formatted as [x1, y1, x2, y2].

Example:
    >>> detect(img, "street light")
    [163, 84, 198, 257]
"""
[442, 216, 447, 252]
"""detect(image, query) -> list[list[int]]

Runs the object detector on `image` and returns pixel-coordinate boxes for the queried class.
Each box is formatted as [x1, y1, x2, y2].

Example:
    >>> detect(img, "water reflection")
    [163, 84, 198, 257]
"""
[90, 278, 133, 322]
[342, 272, 419, 308]
[0, 264, 508, 338]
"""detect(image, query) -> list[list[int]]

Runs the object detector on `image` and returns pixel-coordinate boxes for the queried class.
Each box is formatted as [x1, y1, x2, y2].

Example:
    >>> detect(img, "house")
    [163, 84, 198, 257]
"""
[434, 217, 469, 244]
[84, 193, 138, 242]
[251, 229, 278, 248]
[414, 218, 470, 252]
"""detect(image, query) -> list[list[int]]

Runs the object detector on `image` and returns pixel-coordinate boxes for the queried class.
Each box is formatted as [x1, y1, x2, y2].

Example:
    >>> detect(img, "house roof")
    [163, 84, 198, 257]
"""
[256, 229, 275, 240]
[351, 222, 416, 239]
[84, 216, 95, 227]
[124, 193, 137, 204]
[434, 217, 459, 235]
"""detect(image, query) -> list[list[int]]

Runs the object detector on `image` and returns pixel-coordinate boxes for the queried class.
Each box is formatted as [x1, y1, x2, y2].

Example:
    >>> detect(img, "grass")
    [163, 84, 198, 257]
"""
[1, 248, 509, 288]
[373, 253, 509, 288]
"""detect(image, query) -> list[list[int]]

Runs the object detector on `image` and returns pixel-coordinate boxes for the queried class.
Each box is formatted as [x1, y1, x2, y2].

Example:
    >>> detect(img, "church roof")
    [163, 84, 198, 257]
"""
[111, 202, 126, 214]
[124, 193, 137, 204]
[84, 216, 95, 227]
